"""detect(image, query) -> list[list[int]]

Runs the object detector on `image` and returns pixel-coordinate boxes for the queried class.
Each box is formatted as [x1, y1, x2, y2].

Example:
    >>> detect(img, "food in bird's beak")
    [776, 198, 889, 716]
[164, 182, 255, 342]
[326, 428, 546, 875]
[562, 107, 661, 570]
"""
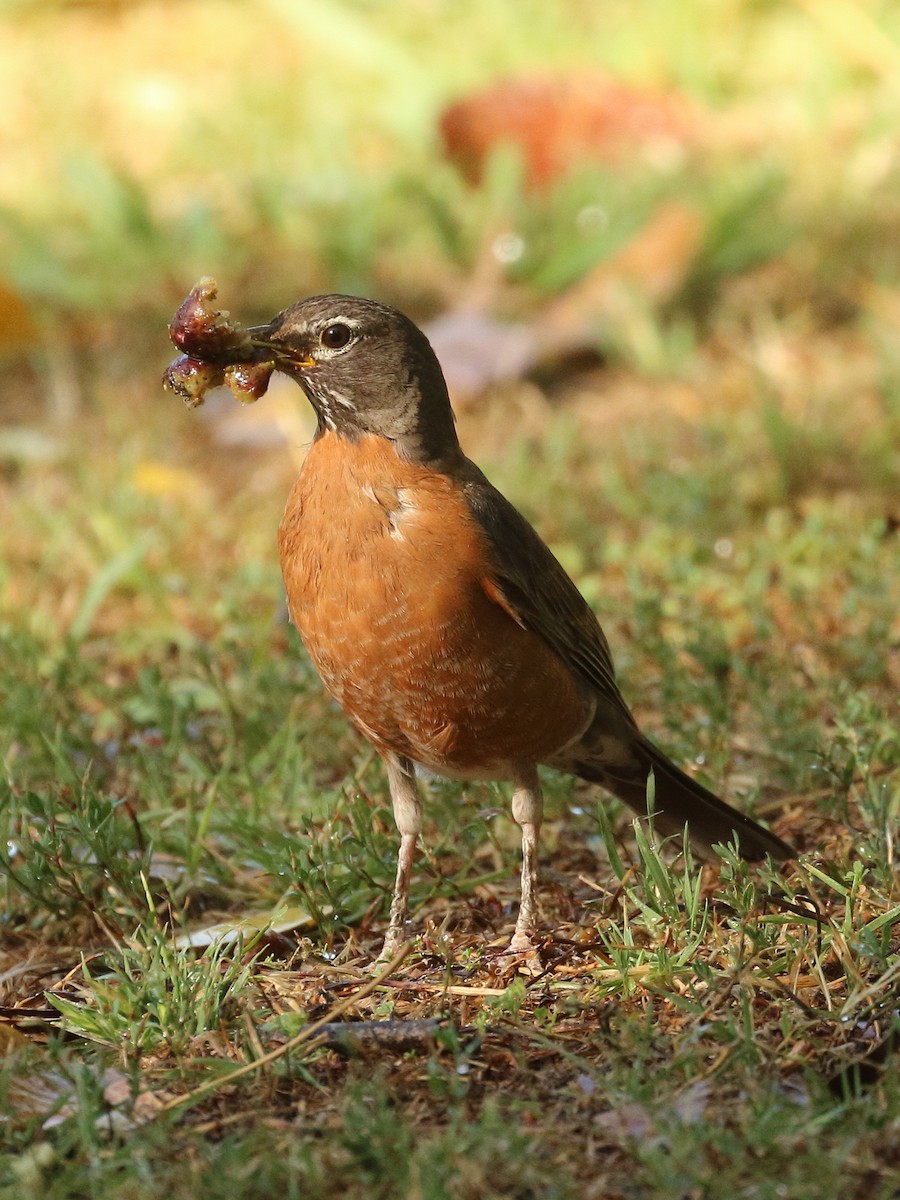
[168, 276, 253, 361]
[222, 361, 275, 405]
[163, 354, 226, 408]
[163, 277, 274, 407]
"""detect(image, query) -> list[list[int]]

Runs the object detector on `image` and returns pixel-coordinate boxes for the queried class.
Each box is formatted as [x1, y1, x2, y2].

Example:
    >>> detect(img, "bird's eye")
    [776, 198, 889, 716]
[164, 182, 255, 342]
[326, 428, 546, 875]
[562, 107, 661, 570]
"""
[320, 323, 353, 350]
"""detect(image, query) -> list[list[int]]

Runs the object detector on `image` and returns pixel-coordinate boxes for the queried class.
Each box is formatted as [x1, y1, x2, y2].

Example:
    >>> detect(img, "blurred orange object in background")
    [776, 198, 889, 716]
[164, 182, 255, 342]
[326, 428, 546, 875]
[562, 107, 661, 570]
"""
[440, 72, 697, 189]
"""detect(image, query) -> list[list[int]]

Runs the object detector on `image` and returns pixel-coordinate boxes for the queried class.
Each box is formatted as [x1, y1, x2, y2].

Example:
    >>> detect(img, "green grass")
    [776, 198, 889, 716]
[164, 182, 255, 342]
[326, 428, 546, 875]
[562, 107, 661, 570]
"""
[2, 0, 900, 1196]
[2, 378, 897, 1196]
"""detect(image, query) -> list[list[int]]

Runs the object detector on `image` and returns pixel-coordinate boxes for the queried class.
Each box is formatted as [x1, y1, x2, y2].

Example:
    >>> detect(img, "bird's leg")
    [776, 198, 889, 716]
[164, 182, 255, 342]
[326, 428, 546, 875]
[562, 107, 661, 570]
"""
[377, 755, 423, 961]
[507, 763, 544, 954]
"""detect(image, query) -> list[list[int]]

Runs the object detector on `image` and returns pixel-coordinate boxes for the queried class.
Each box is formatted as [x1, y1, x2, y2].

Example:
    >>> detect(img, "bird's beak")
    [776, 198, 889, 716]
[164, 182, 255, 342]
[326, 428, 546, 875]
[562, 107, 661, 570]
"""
[245, 326, 316, 369]
[245, 324, 276, 348]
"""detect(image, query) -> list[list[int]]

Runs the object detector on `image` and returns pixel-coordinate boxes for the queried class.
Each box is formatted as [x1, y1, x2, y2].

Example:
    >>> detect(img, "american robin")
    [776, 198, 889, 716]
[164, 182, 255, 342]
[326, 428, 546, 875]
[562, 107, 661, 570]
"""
[180, 293, 794, 960]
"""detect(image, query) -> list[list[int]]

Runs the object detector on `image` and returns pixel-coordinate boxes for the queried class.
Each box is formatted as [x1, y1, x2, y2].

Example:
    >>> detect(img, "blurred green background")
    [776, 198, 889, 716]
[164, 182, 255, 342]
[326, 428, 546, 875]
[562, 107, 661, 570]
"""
[1, 6, 898, 1194]
[3, 0, 900, 347]
[1, 0, 897, 790]
[1, 0, 898, 664]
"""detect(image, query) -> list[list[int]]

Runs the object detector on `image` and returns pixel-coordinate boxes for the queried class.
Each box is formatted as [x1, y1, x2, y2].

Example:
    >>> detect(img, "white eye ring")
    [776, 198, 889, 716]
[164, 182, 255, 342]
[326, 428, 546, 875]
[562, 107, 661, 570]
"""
[320, 323, 353, 350]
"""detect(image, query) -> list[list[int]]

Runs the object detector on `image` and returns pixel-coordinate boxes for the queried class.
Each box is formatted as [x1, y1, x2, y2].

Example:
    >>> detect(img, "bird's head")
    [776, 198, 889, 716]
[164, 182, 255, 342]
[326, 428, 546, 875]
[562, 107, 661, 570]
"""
[249, 295, 460, 464]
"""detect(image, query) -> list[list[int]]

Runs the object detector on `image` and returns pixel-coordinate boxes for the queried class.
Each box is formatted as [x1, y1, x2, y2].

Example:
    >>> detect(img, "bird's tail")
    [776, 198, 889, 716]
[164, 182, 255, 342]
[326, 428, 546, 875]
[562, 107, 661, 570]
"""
[572, 733, 793, 862]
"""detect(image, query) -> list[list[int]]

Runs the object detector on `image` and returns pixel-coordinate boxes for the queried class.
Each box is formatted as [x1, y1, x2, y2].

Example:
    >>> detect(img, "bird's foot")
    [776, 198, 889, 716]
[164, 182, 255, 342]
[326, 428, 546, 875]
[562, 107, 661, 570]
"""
[368, 926, 411, 972]
[495, 930, 544, 976]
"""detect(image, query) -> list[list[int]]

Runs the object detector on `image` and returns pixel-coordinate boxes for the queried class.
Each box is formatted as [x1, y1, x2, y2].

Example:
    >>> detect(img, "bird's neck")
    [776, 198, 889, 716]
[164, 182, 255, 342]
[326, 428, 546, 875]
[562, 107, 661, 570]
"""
[312, 368, 462, 468]
[313, 419, 464, 474]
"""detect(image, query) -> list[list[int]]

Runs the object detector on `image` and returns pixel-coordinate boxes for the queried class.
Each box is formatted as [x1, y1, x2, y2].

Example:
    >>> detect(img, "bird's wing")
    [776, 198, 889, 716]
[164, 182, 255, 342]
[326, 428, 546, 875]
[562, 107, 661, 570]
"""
[461, 463, 634, 720]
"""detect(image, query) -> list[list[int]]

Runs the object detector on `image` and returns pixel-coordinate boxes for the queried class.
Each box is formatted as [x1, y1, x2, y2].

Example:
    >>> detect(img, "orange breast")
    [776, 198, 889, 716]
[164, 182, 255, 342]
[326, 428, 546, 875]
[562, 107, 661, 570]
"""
[278, 432, 591, 779]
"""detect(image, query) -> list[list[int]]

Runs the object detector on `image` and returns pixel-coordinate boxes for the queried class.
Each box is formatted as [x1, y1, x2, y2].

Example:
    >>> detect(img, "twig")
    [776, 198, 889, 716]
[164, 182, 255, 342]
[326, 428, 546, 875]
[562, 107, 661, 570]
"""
[317, 1017, 445, 1050]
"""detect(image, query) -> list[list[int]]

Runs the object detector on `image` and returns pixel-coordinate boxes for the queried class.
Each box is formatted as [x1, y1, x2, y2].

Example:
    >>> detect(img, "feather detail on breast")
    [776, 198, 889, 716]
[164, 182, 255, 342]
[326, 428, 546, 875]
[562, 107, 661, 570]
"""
[278, 431, 594, 779]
